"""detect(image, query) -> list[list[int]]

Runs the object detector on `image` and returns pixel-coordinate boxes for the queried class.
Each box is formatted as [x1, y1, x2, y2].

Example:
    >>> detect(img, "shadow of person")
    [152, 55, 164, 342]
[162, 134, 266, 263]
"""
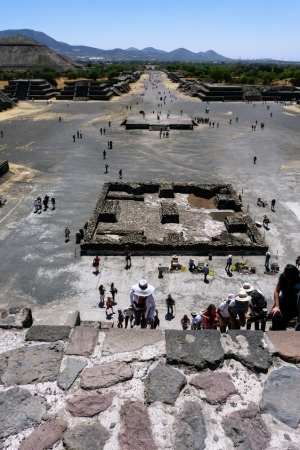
[226, 271, 233, 278]
[165, 312, 174, 321]
[93, 270, 99, 276]
[98, 301, 105, 309]
[106, 313, 114, 320]
[204, 279, 209, 284]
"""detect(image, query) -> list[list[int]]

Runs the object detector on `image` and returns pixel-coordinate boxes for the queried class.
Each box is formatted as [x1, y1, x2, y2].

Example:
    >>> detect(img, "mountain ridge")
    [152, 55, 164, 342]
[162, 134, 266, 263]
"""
[0, 29, 231, 61]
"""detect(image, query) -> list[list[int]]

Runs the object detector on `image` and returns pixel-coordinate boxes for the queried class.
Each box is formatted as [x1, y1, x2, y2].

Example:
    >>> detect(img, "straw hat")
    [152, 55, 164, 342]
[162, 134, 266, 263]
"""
[227, 293, 235, 301]
[242, 282, 254, 293]
[235, 290, 251, 302]
[131, 279, 155, 296]
[191, 311, 197, 316]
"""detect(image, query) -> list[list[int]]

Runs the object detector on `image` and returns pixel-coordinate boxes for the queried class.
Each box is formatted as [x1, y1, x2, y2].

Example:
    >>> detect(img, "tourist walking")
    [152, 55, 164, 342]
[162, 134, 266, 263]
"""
[93, 255, 100, 273]
[271, 198, 276, 211]
[65, 227, 70, 242]
[119, 169, 122, 179]
[103, 150, 106, 159]
[98, 284, 106, 303]
[109, 282, 118, 302]
[117, 309, 124, 328]
[265, 252, 271, 272]
[124, 248, 131, 267]
[123, 305, 134, 328]
[106, 297, 115, 315]
[165, 294, 175, 315]
[225, 255, 233, 272]
[254, 156, 257, 164]
[51, 197, 55, 210]
[203, 263, 209, 281]
[105, 164, 108, 173]
[180, 314, 190, 330]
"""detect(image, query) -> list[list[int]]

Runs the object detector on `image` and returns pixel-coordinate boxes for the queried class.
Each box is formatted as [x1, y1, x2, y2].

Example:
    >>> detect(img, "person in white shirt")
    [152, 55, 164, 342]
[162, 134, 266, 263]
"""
[191, 311, 203, 330]
[130, 279, 156, 328]
[217, 294, 235, 333]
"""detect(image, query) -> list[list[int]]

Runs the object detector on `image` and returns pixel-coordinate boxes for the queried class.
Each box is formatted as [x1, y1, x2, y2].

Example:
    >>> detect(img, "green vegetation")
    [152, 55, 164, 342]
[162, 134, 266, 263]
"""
[158, 62, 300, 86]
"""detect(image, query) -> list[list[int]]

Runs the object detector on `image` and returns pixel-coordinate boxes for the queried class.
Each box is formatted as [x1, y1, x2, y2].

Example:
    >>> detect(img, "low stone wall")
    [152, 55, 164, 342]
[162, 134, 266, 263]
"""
[0, 160, 9, 177]
[0, 321, 299, 449]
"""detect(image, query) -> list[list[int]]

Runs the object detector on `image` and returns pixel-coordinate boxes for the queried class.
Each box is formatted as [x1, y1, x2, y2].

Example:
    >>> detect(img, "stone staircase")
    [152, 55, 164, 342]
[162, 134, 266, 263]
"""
[0, 90, 16, 112]
[3, 79, 56, 101]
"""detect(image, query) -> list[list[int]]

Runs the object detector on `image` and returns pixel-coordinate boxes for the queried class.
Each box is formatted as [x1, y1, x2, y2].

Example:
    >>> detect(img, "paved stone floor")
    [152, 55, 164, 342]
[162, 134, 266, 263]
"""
[0, 71, 300, 449]
[0, 71, 300, 325]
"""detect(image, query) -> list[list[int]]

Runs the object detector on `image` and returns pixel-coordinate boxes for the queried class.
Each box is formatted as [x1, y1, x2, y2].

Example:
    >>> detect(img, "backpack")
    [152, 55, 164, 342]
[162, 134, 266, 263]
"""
[134, 296, 147, 311]
[251, 290, 267, 311]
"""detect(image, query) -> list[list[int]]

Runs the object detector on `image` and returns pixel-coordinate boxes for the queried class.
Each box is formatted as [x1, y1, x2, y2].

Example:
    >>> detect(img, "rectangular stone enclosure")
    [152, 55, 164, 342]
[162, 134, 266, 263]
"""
[80, 182, 268, 256]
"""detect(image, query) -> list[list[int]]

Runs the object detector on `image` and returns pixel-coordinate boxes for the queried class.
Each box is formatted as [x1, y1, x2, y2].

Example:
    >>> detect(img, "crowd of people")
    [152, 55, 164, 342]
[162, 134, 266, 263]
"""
[34, 194, 55, 213]
[94, 261, 300, 332]
[180, 264, 300, 332]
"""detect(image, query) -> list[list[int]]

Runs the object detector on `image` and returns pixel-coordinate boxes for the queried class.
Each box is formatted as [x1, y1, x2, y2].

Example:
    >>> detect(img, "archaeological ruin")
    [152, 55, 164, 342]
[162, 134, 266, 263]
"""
[81, 182, 268, 256]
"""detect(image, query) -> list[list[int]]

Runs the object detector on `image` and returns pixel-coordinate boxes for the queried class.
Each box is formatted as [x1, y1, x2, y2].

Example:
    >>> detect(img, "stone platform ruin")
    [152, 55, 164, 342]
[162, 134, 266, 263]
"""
[81, 182, 268, 256]
[122, 113, 196, 130]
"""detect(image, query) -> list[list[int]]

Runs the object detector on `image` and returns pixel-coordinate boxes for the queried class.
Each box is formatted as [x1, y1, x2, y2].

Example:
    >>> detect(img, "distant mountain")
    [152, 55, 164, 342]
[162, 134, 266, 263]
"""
[0, 29, 231, 62]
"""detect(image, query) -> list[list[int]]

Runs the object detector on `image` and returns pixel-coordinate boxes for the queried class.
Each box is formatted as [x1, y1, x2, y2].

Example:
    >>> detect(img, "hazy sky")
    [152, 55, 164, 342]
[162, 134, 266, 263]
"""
[2, 0, 300, 60]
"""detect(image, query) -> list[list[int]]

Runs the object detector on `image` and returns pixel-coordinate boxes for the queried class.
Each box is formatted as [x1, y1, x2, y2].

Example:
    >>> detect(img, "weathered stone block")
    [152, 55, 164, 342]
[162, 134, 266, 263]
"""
[260, 366, 300, 428]
[145, 365, 186, 404]
[0, 307, 32, 329]
[0, 387, 46, 438]
[81, 361, 133, 389]
[67, 392, 115, 417]
[175, 401, 207, 450]
[32, 309, 79, 327]
[223, 331, 272, 373]
[166, 330, 224, 370]
[65, 326, 98, 356]
[26, 325, 71, 342]
[19, 419, 68, 450]
[0, 343, 63, 386]
[190, 371, 236, 404]
[223, 403, 270, 449]
[58, 357, 87, 390]
[102, 329, 164, 355]
[63, 424, 110, 450]
[266, 331, 300, 363]
[118, 400, 157, 449]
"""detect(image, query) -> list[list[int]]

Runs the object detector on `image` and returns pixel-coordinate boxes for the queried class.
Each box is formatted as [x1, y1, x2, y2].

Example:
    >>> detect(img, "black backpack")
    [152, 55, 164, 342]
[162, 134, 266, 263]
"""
[251, 290, 267, 311]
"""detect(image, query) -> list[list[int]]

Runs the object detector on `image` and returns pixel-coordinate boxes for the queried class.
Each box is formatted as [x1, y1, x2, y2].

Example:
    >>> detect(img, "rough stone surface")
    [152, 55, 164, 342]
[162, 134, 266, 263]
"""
[189, 371, 237, 404]
[57, 357, 87, 390]
[175, 401, 207, 450]
[102, 329, 164, 355]
[222, 403, 271, 449]
[19, 419, 68, 450]
[224, 330, 272, 373]
[266, 331, 300, 363]
[0, 343, 63, 386]
[0, 387, 46, 439]
[62, 424, 109, 450]
[166, 330, 224, 370]
[260, 366, 300, 428]
[26, 325, 71, 341]
[118, 400, 157, 449]
[67, 392, 115, 417]
[0, 307, 32, 329]
[145, 364, 186, 404]
[81, 361, 133, 389]
[65, 326, 98, 356]
[32, 309, 79, 327]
